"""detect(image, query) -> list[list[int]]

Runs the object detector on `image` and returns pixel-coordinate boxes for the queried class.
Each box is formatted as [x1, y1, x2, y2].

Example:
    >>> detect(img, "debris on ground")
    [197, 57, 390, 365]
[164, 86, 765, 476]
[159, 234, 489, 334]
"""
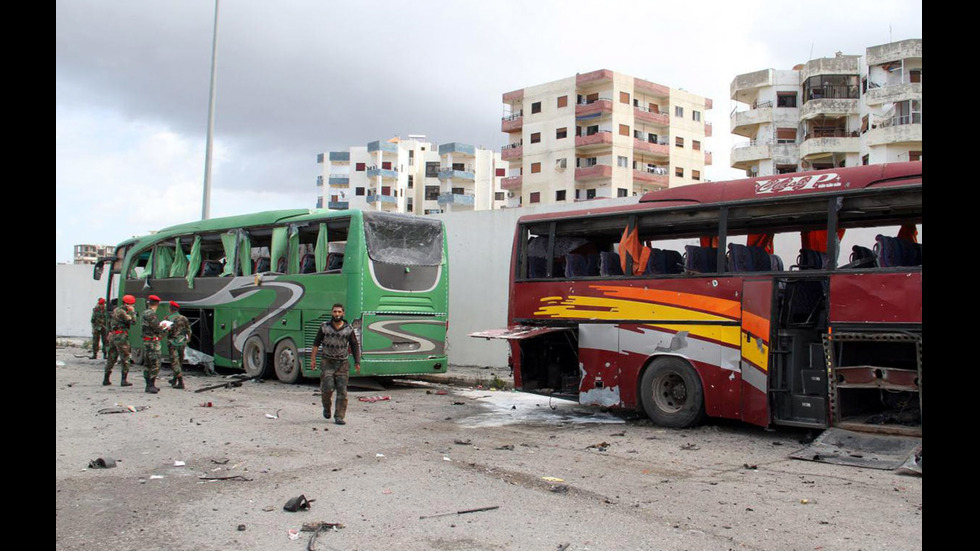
[680, 443, 700, 451]
[610, 431, 626, 437]
[743, 463, 758, 470]
[193, 374, 260, 393]
[550, 485, 569, 494]
[237, 524, 246, 531]
[495, 444, 514, 451]
[265, 409, 283, 419]
[174, 461, 186, 467]
[88, 457, 116, 469]
[199, 402, 213, 407]
[199, 474, 252, 482]
[587, 442, 611, 452]
[419, 505, 500, 519]
[303, 521, 346, 551]
[211, 458, 230, 465]
[98, 404, 150, 414]
[557, 544, 571, 551]
[452, 401, 465, 405]
[284, 495, 314, 512]
[288, 529, 300, 540]
[358, 395, 391, 402]
[454, 439, 472, 445]
[542, 477, 564, 482]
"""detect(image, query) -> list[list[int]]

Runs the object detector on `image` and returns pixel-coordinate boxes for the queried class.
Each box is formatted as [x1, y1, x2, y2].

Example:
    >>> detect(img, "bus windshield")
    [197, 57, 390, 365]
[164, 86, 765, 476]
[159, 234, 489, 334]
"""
[363, 211, 443, 266]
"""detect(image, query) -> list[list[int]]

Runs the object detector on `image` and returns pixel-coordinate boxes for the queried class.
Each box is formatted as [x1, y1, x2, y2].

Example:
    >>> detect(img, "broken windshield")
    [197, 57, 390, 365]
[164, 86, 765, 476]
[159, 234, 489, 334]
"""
[363, 211, 444, 266]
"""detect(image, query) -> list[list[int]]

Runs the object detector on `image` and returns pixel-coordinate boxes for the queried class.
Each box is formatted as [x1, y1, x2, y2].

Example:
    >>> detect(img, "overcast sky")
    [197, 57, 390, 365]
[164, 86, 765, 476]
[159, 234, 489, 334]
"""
[55, 0, 922, 263]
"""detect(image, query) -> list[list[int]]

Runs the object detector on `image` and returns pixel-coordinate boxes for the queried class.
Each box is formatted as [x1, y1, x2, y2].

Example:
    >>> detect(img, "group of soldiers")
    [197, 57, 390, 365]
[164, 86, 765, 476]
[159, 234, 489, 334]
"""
[90, 295, 192, 393]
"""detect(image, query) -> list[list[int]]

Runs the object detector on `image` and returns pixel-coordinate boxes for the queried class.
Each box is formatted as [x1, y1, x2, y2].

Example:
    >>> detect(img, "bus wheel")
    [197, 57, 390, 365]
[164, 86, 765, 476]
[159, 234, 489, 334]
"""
[131, 347, 145, 366]
[242, 336, 268, 378]
[640, 357, 705, 428]
[273, 339, 301, 384]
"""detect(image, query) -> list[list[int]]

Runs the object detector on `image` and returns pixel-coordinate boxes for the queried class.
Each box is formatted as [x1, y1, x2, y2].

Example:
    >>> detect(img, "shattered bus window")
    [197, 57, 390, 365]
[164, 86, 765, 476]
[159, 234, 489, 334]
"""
[363, 211, 443, 266]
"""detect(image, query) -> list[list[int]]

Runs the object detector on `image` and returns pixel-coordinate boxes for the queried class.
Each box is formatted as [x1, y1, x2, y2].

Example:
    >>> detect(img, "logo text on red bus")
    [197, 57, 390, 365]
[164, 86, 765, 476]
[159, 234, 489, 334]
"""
[754, 173, 844, 195]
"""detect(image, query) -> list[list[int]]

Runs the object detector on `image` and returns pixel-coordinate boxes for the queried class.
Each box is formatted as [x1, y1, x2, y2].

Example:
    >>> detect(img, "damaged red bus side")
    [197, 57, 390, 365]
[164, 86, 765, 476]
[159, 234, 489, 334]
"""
[476, 162, 921, 436]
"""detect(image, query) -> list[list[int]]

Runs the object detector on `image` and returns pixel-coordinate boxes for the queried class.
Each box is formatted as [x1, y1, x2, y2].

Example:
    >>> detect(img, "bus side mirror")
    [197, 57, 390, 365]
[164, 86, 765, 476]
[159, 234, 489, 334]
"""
[93, 263, 104, 281]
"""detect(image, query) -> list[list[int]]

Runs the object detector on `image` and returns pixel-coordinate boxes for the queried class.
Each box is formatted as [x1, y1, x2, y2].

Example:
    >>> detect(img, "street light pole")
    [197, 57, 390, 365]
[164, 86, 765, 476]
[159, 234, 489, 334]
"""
[201, 0, 220, 220]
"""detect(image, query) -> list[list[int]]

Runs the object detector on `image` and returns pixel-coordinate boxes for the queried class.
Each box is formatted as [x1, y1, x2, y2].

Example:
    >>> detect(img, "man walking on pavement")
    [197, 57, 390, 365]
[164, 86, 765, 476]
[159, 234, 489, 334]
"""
[104, 295, 137, 387]
[310, 303, 361, 425]
[141, 295, 166, 394]
[90, 297, 108, 360]
[165, 301, 191, 389]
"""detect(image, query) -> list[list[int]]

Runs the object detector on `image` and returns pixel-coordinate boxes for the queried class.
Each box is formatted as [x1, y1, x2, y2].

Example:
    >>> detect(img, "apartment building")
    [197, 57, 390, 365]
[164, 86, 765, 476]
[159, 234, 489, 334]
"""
[317, 136, 509, 214]
[730, 38, 921, 176]
[73, 244, 115, 264]
[500, 69, 713, 206]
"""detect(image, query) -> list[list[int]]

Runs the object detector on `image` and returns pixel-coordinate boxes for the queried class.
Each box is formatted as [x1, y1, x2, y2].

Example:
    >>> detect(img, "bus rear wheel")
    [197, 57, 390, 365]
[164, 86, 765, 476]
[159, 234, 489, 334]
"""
[273, 339, 301, 384]
[640, 357, 705, 428]
[242, 336, 268, 378]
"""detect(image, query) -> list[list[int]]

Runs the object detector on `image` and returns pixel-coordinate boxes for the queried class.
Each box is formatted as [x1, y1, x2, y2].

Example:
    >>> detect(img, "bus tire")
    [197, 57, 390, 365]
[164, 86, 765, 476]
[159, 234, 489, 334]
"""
[131, 347, 145, 366]
[273, 339, 301, 384]
[242, 336, 268, 378]
[640, 356, 705, 428]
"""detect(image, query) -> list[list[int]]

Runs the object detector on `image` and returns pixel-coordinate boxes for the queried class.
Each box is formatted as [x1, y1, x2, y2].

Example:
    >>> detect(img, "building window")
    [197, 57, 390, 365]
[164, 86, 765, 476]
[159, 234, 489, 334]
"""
[495, 168, 506, 177]
[531, 101, 541, 114]
[495, 192, 505, 201]
[909, 70, 921, 84]
[619, 124, 630, 136]
[617, 156, 628, 168]
[692, 170, 701, 181]
[675, 167, 684, 177]
[556, 127, 567, 139]
[862, 155, 870, 165]
[530, 192, 540, 203]
[355, 163, 366, 172]
[355, 187, 365, 196]
[692, 110, 701, 122]
[530, 132, 541, 144]
[581, 157, 597, 168]
[675, 136, 684, 148]
[408, 149, 414, 165]
[620, 91, 630, 104]
[775, 128, 796, 143]
[531, 162, 541, 173]
[586, 189, 596, 199]
[617, 188, 628, 197]
[425, 162, 439, 178]
[675, 106, 684, 117]
[861, 115, 869, 134]
[556, 190, 566, 201]
[909, 151, 921, 161]
[692, 140, 701, 151]
[557, 95, 568, 108]
[777, 92, 798, 108]
[407, 175, 414, 188]
[425, 186, 439, 200]
[776, 165, 797, 174]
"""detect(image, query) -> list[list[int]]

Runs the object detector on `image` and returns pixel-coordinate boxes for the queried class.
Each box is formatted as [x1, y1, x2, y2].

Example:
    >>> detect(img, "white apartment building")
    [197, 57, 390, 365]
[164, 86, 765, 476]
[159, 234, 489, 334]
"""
[500, 69, 713, 206]
[730, 38, 921, 176]
[73, 243, 115, 265]
[317, 136, 509, 215]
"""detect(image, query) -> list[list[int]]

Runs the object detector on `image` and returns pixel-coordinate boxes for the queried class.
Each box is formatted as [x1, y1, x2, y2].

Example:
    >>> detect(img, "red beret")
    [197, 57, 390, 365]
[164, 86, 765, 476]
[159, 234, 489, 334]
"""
[147, 295, 161, 303]
[169, 301, 180, 309]
[98, 298, 106, 304]
[122, 295, 136, 305]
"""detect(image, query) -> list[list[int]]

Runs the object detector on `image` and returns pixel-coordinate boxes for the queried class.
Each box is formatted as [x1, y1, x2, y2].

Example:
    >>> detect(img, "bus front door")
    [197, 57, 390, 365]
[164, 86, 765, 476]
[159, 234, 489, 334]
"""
[740, 279, 773, 427]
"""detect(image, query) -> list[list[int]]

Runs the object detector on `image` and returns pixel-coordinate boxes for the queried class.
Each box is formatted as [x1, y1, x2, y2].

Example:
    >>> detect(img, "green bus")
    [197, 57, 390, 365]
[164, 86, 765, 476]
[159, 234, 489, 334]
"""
[93, 209, 449, 382]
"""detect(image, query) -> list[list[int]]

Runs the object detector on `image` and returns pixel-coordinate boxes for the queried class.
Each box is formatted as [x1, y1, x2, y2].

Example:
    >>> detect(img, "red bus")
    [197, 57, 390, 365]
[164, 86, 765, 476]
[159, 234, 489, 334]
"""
[474, 162, 921, 436]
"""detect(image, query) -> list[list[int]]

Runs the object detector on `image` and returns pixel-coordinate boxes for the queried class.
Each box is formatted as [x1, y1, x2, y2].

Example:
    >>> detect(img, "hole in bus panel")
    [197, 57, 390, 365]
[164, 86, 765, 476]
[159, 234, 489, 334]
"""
[831, 339, 920, 429]
[517, 331, 580, 398]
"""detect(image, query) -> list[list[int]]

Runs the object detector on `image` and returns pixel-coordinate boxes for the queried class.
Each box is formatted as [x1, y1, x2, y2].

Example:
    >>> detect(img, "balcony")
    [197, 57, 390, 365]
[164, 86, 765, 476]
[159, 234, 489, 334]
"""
[575, 98, 613, 118]
[501, 142, 523, 161]
[800, 97, 859, 120]
[437, 192, 476, 207]
[328, 151, 350, 162]
[502, 88, 524, 102]
[704, 151, 713, 166]
[502, 112, 523, 133]
[865, 116, 922, 147]
[366, 193, 398, 204]
[576, 69, 614, 87]
[438, 142, 476, 156]
[437, 168, 475, 181]
[799, 133, 860, 159]
[328, 201, 349, 210]
[704, 122, 712, 138]
[864, 82, 922, 106]
[731, 141, 773, 168]
[634, 77, 670, 97]
[632, 170, 668, 188]
[366, 167, 398, 179]
[866, 39, 921, 67]
[501, 175, 523, 190]
[367, 140, 398, 154]
[316, 175, 323, 187]
[328, 175, 350, 186]
[574, 164, 613, 181]
[634, 106, 669, 126]
[575, 131, 613, 148]
[633, 139, 669, 156]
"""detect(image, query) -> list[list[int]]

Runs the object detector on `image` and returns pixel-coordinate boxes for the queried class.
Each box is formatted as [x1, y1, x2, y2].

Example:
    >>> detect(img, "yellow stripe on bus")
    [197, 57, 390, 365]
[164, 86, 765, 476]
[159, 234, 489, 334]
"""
[654, 324, 742, 348]
[534, 295, 733, 324]
[740, 331, 769, 372]
[592, 285, 741, 319]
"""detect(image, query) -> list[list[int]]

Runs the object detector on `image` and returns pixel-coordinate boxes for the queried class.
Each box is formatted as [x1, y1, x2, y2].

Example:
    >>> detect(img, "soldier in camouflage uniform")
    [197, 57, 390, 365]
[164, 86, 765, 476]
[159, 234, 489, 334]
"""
[165, 301, 192, 390]
[141, 295, 165, 394]
[103, 295, 137, 387]
[90, 298, 108, 360]
[310, 303, 361, 425]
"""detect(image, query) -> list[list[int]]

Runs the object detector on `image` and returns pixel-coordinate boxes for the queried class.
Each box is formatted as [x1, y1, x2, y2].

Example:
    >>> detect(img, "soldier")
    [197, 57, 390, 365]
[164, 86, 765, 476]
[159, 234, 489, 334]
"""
[90, 298, 108, 360]
[310, 303, 361, 425]
[141, 295, 166, 394]
[103, 295, 137, 387]
[165, 301, 192, 390]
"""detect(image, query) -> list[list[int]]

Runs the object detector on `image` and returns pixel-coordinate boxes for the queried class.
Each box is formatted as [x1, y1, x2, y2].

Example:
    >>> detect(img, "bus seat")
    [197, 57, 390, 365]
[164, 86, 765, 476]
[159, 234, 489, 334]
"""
[327, 253, 344, 271]
[528, 256, 547, 278]
[600, 252, 623, 276]
[840, 245, 877, 269]
[200, 260, 222, 277]
[727, 244, 771, 272]
[794, 249, 826, 270]
[254, 257, 271, 273]
[565, 253, 589, 277]
[684, 246, 718, 273]
[300, 254, 317, 274]
[769, 254, 784, 272]
[646, 249, 683, 275]
[586, 253, 601, 276]
[874, 235, 922, 267]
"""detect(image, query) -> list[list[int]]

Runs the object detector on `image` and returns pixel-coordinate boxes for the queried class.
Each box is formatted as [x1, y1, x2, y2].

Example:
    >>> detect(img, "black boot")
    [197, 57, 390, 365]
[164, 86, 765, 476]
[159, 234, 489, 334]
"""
[173, 377, 185, 390]
[145, 377, 159, 394]
[102, 374, 111, 386]
[120, 373, 132, 387]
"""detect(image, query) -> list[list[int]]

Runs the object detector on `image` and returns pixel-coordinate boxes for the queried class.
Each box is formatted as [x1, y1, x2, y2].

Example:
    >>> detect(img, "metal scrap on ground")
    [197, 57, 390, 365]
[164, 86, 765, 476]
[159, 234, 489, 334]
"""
[419, 505, 500, 519]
